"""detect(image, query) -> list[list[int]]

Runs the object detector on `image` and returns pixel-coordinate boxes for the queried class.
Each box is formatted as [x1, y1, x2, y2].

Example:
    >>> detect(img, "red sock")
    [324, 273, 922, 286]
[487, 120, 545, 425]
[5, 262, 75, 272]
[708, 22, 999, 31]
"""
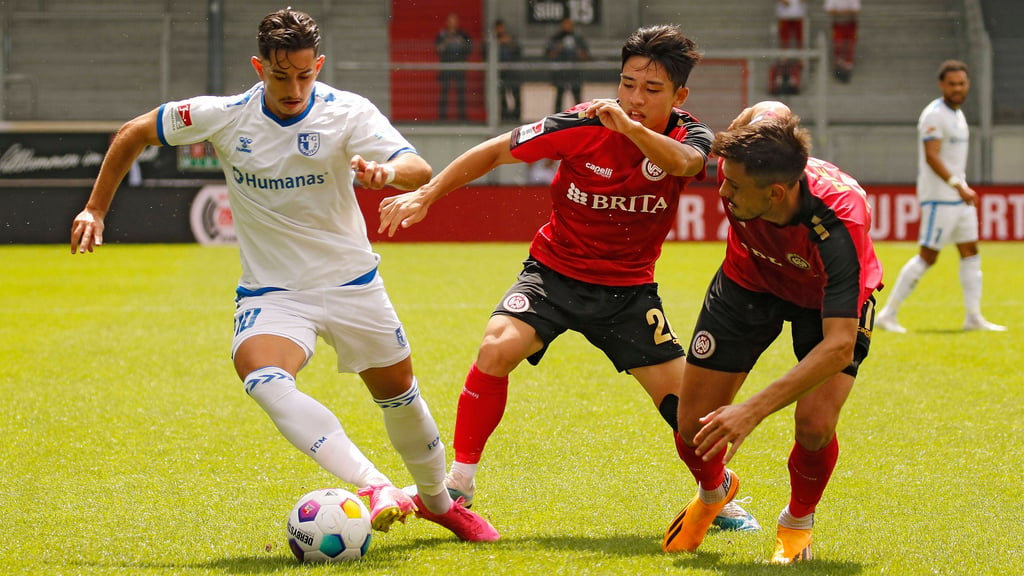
[674, 432, 726, 490]
[788, 434, 839, 518]
[452, 364, 509, 464]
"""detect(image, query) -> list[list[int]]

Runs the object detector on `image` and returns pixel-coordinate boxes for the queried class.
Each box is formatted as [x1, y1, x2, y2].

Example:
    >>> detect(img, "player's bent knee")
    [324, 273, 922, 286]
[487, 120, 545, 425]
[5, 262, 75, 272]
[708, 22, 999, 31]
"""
[794, 424, 837, 452]
[243, 366, 296, 407]
[475, 339, 531, 376]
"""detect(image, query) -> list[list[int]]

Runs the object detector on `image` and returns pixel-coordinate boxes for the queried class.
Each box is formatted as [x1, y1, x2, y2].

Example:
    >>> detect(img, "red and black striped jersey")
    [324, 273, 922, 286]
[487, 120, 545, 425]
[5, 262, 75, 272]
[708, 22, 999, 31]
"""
[509, 102, 711, 286]
[721, 157, 883, 317]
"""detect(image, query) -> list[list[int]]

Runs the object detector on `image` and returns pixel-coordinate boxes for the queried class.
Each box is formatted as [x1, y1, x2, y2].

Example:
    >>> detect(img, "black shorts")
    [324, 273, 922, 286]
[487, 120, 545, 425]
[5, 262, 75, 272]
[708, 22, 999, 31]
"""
[493, 257, 686, 372]
[686, 267, 874, 377]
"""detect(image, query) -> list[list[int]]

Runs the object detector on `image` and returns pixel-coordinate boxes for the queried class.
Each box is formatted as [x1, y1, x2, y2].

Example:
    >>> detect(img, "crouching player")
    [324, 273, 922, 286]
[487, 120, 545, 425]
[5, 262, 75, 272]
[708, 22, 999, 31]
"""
[662, 101, 883, 564]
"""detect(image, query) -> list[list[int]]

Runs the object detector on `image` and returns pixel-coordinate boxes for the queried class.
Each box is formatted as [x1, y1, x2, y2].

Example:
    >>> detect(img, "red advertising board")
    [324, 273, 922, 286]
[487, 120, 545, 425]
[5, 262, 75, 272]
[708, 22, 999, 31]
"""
[360, 184, 1024, 243]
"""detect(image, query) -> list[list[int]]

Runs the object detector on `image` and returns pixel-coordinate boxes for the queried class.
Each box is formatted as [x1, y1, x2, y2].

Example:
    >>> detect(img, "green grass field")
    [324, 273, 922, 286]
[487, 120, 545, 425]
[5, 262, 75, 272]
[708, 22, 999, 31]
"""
[2, 241, 1022, 575]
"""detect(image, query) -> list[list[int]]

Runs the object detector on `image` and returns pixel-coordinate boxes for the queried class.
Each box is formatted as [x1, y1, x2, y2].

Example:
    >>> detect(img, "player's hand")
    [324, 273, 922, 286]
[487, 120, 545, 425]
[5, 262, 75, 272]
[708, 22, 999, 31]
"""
[958, 184, 977, 206]
[378, 190, 430, 237]
[351, 155, 395, 190]
[70, 209, 105, 254]
[585, 99, 636, 134]
[692, 403, 760, 465]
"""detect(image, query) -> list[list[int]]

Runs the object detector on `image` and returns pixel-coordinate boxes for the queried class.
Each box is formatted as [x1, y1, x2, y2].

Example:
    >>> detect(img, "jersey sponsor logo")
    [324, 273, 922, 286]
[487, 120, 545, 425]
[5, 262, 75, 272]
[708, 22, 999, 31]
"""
[690, 330, 716, 359]
[502, 292, 531, 313]
[297, 132, 320, 156]
[738, 241, 783, 267]
[565, 181, 670, 214]
[586, 162, 613, 178]
[516, 120, 545, 144]
[174, 104, 192, 129]
[236, 136, 253, 154]
[231, 167, 326, 190]
[642, 158, 667, 181]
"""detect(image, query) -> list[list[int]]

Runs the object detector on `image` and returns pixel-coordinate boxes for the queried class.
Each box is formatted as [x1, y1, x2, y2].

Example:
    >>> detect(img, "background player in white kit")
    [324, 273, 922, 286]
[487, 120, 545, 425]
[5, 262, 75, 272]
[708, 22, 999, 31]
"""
[875, 60, 1006, 333]
[69, 7, 498, 542]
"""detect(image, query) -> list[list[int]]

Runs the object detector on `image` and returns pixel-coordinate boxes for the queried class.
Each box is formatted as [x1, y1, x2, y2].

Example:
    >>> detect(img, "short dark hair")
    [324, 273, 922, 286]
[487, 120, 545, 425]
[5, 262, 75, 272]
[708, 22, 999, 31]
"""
[937, 59, 968, 81]
[711, 116, 810, 187]
[257, 7, 321, 60]
[621, 25, 702, 89]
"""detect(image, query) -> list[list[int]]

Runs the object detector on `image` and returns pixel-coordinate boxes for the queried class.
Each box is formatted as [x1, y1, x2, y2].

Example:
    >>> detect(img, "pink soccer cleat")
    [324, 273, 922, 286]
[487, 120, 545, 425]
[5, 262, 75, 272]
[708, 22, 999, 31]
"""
[412, 494, 500, 542]
[357, 484, 417, 532]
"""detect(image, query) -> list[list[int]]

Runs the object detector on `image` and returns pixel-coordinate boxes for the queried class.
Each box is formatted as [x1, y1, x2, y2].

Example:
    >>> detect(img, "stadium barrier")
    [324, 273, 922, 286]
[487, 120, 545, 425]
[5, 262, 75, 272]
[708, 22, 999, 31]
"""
[2, 130, 1022, 244]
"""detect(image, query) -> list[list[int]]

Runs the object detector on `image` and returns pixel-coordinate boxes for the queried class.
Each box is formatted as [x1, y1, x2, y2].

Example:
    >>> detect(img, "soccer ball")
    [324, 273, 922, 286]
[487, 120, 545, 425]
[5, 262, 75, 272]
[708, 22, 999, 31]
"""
[286, 488, 372, 562]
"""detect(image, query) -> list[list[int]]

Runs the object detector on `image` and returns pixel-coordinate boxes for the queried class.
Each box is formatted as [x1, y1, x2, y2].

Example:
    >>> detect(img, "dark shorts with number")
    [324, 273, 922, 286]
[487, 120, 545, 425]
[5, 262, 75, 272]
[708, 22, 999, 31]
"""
[686, 267, 874, 377]
[493, 257, 685, 372]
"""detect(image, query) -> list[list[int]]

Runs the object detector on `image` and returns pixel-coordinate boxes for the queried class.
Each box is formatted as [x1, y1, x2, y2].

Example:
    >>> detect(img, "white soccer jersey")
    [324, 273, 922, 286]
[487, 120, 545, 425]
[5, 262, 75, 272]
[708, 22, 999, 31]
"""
[917, 97, 969, 203]
[157, 82, 417, 291]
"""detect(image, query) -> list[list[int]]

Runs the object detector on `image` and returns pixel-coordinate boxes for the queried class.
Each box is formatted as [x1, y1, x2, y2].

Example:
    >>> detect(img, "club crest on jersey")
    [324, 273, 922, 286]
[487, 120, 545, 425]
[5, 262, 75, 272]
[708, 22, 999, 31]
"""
[690, 330, 716, 359]
[787, 253, 811, 270]
[502, 292, 531, 313]
[297, 132, 320, 156]
[642, 158, 667, 181]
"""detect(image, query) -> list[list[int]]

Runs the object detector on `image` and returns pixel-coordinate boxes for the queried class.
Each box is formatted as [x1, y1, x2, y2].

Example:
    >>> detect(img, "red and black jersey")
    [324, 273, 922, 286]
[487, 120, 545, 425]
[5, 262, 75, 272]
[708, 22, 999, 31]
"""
[721, 157, 884, 317]
[509, 103, 711, 286]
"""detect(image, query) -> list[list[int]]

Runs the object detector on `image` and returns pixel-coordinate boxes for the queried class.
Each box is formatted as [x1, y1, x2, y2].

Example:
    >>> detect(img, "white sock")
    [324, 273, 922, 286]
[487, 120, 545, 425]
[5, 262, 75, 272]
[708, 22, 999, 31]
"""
[960, 255, 983, 317]
[376, 379, 451, 513]
[698, 471, 732, 504]
[881, 255, 930, 315]
[244, 367, 385, 487]
[450, 461, 478, 486]
[777, 505, 814, 530]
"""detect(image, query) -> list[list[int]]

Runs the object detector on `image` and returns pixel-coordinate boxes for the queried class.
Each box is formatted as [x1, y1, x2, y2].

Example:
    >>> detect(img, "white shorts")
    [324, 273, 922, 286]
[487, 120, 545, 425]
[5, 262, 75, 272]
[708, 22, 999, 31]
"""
[231, 274, 411, 374]
[918, 201, 978, 250]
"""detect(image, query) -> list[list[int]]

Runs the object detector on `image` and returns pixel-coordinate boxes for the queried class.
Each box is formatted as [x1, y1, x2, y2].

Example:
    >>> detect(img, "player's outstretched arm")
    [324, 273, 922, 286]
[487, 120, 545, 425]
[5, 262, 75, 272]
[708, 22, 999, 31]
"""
[377, 132, 519, 237]
[71, 108, 161, 254]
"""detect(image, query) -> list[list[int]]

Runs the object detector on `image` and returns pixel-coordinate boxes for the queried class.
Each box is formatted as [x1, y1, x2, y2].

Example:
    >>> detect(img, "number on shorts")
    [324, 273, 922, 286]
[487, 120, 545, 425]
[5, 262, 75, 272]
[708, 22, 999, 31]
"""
[646, 308, 678, 345]
[860, 296, 876, 336]
[234, 308, 261, 336]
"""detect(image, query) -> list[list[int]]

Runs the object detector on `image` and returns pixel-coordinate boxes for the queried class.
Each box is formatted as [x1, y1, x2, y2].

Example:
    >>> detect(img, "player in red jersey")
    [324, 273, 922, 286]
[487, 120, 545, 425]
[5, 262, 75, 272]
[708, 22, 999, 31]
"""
[661, 101, 883, 563]
[379, 24, 756, 531]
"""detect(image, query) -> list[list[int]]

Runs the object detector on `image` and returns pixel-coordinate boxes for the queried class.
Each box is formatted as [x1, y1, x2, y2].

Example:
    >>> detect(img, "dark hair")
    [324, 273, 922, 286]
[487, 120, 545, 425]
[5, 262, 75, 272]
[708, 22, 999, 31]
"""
[621, 25, 702, 89]
[257, 7, 321, 60]
[937, 59, 968, 81]
[711, 116, 810, 187]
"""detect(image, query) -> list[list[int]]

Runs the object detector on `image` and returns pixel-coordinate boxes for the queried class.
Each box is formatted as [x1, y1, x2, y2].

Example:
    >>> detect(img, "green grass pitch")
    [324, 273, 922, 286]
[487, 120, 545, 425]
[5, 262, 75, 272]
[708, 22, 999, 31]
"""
[2, 241, 1022, 575]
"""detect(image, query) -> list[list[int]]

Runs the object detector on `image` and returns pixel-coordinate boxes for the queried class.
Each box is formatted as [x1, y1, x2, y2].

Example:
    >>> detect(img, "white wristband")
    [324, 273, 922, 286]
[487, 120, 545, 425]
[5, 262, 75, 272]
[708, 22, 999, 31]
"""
[946, 175, 963, 188]
[381, 164, 396, 185]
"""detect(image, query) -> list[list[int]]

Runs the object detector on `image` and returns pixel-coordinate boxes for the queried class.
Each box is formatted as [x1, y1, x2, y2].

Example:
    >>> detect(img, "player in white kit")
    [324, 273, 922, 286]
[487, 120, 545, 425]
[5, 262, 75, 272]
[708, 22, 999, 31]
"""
[70, 7, 498, 542]
[875, 60, 1005, 333]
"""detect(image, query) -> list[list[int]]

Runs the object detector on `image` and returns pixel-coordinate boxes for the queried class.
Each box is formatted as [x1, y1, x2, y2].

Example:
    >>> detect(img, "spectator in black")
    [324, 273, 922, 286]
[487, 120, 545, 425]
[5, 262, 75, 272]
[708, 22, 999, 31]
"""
[545, 17, 591, 113]
[493, 20, 522, 122]
[436, 12, 472, 121]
